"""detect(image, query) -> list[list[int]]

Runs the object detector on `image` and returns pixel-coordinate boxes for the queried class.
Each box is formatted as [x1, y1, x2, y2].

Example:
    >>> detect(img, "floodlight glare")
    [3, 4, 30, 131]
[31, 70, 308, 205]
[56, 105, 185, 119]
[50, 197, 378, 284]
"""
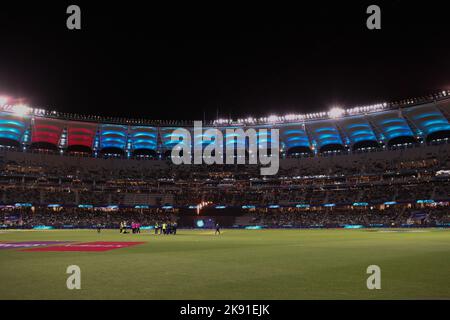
[11, 104, 31, 116]
[0, 96, 9, 105]
[328, 107, 345, 118]
[267, 115, 278, 123]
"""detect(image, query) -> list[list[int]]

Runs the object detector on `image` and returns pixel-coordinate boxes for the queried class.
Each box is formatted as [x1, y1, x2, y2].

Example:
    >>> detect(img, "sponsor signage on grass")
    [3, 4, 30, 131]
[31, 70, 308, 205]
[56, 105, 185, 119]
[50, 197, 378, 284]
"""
[0, 241, 72, 249]
[23, 241, 146, 252]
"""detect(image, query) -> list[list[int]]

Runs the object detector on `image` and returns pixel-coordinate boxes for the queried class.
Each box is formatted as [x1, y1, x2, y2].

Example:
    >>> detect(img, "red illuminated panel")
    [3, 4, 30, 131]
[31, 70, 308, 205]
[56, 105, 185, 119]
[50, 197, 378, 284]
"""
[31, 118, 65, 147]
[67, 121, 98, 150]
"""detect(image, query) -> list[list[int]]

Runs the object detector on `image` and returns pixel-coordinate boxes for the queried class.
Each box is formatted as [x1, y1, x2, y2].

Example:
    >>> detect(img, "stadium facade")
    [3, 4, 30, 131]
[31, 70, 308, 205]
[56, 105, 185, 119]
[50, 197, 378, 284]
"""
[1, 91, 450, 158]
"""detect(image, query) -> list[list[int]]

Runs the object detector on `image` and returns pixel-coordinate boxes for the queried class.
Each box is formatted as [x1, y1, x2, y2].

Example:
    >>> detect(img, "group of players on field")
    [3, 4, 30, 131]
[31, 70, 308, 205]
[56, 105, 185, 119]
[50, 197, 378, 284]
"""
[154, 222, 178, 235]
[96, 221, 221, 235]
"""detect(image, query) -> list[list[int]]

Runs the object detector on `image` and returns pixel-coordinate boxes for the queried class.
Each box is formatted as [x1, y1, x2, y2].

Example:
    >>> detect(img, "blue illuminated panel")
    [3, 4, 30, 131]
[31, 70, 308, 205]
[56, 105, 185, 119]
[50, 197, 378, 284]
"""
[194, 127, 216, 149]
[370, 111, 414, 143]
[307, 121, 343, 150]
[404, 104, 450, 138]
[130, 126, 157, 151]
[160, 127, 192, 151]
[338, 116, 377, 146]
[0, 112, 29, 145]
[255, 126, 273, 149]
[280, 124, 311, 151]
[223, 126, 263, 153]
[224, 125, 274, 156]
[100, 124, 127, 151]
[222, 126, 244, 151]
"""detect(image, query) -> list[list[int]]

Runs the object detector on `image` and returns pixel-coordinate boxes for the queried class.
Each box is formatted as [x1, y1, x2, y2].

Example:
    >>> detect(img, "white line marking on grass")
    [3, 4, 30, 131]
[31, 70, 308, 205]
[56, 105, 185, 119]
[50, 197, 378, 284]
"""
[377, 230, 429, 233]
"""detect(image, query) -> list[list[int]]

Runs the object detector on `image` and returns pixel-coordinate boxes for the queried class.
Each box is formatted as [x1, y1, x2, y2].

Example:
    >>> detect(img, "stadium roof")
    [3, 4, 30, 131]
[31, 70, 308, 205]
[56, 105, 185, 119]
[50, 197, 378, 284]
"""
[0, 90, 449, 126]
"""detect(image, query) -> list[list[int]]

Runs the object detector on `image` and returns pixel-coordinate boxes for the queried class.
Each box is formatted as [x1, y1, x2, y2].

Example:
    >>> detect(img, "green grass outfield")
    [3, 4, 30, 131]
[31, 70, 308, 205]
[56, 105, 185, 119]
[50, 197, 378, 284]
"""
[0, 228, 449, 299]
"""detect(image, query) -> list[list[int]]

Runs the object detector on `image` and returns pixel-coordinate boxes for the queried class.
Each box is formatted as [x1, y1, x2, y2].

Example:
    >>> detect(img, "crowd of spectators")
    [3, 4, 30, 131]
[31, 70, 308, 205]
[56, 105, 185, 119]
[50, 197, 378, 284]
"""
[1, 208, 176, 229]
[246, 207, 450, 227]
[0, 146, 449, 227]
[2, 206, 448, 229]
[0, 177, 447, 207]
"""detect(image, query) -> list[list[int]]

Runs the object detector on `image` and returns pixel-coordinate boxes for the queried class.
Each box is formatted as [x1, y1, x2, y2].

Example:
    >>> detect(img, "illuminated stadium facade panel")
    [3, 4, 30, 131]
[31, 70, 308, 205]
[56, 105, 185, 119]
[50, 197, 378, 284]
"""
[338, 116, 379, 150]
[0, 112, 29, 147]
[220, 126, 248, 156]
[403, 103, 450, 142]
[195, 127, 216, 148]
[31, 117, 65, 149]
[99, 124, 127, 153]
[66, 120, 98, 152]
[308, 121, 345, 152]
[370, 110, 416, 146]
[129, 126, 158, 155]
[279, 124, 311, 154]
[215, 125, 275, 155]
[1, 95, 450, 156]
[160, 126, 193, 157]
[254, 125, 274, 149]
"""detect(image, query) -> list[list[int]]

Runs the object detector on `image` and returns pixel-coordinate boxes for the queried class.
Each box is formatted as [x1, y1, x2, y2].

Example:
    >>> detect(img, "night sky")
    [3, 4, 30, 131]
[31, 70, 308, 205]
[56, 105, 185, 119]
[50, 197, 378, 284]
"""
[0, 1, 449, 121]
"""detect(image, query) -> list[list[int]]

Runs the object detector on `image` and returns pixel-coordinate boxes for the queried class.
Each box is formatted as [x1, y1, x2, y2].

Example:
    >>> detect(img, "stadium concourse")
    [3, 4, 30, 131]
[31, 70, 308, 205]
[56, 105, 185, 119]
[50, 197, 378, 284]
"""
[0, 92, 450, 229]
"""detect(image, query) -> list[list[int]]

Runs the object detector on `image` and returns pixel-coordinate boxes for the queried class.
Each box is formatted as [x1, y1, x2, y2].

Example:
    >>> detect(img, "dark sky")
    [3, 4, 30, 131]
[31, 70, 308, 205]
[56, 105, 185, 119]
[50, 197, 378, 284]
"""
[0, 1, 449, 121]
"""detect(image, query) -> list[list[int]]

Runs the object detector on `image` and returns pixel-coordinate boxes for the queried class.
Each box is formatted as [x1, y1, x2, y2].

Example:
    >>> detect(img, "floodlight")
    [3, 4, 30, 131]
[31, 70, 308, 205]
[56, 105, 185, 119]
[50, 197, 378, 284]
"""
[11, 104, 31, 116]
[328, 107, 344, 118]
[0, 96, 9, 105]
